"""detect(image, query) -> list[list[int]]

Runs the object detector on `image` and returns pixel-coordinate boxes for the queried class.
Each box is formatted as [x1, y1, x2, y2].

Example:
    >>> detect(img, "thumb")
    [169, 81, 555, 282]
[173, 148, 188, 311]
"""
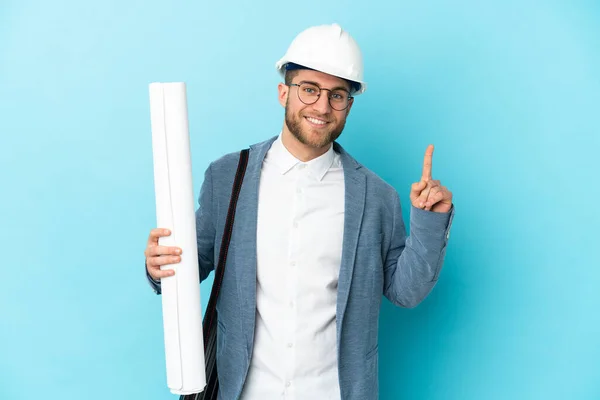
[414, 180, 427, 192]
[410, 180, 428, 200]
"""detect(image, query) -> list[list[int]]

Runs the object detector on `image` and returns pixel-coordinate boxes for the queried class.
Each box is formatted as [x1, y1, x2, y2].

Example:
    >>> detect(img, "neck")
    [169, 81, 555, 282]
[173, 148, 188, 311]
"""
[281, 128, 331, 162]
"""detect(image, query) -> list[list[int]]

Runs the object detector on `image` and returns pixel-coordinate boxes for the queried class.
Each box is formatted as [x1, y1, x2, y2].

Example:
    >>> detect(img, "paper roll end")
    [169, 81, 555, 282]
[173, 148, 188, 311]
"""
[170, 387, 207, 395]
[149, 82, 187, 89]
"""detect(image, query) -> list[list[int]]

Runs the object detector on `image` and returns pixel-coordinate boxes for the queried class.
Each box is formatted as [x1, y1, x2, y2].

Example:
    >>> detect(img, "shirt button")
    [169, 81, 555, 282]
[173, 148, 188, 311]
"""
[293, 221, 299, 228]
[287, 343, 293, 348]
[286, 381, 291, 387]
[289, 301, 294, 307]
[298, 164, 306, 170]
[296, 187, 302, 194]
[290, 261, 296, 267]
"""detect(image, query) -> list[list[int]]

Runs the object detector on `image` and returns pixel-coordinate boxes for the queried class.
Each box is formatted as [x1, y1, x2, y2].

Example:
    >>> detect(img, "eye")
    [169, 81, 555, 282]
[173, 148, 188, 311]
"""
[299, 83, 320, 95]
[330, 91, 347, 101]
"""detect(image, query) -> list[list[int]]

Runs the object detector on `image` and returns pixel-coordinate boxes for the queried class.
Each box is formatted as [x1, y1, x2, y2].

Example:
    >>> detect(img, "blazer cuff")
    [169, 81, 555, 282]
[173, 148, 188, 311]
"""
[145, 262, 162, 295]
[410, 204, 455, 241]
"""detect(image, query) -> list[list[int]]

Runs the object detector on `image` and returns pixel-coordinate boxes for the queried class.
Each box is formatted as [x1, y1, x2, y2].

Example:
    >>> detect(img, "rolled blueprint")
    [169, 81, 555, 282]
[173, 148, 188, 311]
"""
[149, 82, 206, 395]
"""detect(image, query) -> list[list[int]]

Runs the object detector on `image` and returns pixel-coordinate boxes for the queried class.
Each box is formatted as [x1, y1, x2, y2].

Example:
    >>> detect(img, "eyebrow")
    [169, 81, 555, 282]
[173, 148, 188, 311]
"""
[298, 80, 351, 92]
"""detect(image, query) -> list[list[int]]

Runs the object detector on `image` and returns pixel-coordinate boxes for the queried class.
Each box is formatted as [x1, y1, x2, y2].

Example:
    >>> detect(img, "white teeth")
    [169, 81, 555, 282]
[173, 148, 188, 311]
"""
[306, 117, 326, 125]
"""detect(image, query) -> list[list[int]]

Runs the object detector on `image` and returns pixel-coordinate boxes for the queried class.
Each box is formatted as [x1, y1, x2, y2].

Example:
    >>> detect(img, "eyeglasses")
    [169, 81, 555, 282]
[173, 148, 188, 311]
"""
[288, 82, 353, 111]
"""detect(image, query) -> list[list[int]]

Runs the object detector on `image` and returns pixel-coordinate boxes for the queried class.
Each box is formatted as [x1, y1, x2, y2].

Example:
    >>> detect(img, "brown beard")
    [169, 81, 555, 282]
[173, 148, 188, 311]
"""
[285, 98, 346, 149]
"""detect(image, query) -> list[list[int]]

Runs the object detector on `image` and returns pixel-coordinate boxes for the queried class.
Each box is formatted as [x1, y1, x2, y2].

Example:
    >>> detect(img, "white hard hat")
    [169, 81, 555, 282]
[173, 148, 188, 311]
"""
[276, 23, 367, 95]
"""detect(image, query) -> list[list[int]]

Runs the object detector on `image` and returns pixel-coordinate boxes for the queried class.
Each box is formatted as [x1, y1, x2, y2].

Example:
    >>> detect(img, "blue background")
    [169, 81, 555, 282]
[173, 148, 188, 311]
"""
[1, 1, 599, 399]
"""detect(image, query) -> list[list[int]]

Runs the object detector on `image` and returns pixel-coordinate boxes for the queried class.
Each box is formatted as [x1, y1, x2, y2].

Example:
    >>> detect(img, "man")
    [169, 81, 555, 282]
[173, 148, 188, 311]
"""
[145, 23, 454, 400]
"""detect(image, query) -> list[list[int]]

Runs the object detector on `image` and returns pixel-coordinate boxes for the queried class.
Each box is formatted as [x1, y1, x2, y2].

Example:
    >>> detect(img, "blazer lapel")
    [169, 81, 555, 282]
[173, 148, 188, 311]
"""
[335, 143, 366, 345]
[234, 136, 277, 358]
[232, 137, 365, 358]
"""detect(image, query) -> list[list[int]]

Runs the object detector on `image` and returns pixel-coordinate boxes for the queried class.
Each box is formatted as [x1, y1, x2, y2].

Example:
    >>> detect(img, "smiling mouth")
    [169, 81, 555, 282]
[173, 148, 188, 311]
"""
[305, 116, 329, 126]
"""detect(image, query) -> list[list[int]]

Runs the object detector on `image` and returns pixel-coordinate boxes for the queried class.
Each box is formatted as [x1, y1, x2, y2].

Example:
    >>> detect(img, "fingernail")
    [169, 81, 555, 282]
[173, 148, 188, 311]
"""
[164, 229, 170, 234]
[176, 249, 182, 254]
[419, 202, 424, 208]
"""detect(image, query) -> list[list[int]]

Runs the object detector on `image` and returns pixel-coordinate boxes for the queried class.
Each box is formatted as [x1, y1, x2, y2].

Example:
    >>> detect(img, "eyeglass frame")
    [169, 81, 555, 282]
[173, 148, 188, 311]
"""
[287, 81, 354, 111]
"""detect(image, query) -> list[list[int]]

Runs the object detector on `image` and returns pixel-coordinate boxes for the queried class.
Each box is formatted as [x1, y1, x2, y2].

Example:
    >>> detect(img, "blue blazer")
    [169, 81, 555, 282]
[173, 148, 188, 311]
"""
[149, 136, 454, 399]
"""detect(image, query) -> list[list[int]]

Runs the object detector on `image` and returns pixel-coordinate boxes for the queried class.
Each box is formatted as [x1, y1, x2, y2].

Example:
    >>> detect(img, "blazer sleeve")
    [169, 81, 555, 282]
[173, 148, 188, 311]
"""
[146, 164, 217, 295]
[382, 190, 454, 308]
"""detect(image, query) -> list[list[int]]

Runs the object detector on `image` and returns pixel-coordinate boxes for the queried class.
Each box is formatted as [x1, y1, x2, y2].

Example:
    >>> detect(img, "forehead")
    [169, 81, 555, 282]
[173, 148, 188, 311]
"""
[292, 69, 351, 91]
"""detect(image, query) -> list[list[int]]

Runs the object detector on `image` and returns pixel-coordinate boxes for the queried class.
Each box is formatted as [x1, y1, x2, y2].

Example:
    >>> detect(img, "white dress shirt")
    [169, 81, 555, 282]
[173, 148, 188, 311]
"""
[239, 135, 345, 399]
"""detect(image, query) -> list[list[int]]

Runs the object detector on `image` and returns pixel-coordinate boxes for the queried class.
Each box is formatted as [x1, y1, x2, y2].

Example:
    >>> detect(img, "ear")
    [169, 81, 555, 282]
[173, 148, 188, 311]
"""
[277, 83, 289, 108]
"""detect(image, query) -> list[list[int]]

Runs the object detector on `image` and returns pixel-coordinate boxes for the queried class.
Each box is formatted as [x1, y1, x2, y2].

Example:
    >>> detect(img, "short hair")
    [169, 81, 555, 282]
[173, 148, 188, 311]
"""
[284, 69, 301, 86]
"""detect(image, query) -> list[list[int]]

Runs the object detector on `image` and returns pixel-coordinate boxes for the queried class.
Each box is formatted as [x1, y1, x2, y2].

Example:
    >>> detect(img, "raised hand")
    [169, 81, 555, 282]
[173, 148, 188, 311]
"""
[409, 145, 453, 213]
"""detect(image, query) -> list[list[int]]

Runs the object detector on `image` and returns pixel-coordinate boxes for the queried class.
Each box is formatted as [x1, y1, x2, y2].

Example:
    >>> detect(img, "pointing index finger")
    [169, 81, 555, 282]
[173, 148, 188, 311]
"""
[421, 144, 434, 181]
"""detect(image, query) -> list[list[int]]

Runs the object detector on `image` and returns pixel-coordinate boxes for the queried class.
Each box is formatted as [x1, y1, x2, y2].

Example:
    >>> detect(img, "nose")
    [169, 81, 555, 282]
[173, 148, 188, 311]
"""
[311, 92, 332, 114]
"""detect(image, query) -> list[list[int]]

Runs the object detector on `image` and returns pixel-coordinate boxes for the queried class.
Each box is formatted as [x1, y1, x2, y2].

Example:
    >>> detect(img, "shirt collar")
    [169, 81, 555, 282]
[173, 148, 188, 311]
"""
[270, 134, 336, 182]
